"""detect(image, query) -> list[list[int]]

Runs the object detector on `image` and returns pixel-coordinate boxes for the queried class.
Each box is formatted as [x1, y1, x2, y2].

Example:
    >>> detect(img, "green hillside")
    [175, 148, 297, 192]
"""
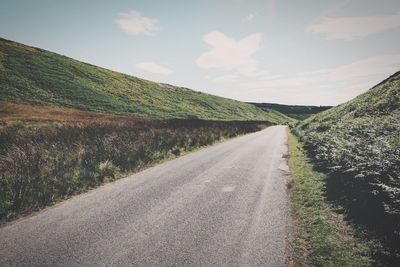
[0, 37, 275, 121]
[261, 108, 297, 125]
[296, 71, 400, 265]
[249, 102, 332, 120]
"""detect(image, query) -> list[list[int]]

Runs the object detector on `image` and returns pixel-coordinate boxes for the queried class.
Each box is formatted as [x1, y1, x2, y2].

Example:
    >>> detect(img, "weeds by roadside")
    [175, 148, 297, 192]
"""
[0, 119, 270, 222]
[293, 71, 400, 265]
[288, 132, 372, 267]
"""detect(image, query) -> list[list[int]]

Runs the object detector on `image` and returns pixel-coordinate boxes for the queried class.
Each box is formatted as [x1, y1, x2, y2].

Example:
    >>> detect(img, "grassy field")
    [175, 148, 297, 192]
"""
[249, 102, 331, 120]
[258, 107, 296, 125]
[0, 37, 292, 223]
[0, 117, 270, 222]
[295, 71, 400, 265]
[0, 37, 292, 123]
[0, 100, 155, 125]
[288, 133, 371, 267]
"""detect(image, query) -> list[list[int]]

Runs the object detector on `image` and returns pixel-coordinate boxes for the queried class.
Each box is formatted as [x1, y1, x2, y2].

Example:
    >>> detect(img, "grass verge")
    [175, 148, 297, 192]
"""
[0, 119, 270, 223]
[288, 132, 372, 266]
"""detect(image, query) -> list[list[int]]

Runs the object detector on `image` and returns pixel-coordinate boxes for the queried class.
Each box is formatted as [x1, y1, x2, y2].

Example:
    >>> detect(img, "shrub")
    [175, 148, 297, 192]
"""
[292, 71, 400, 265]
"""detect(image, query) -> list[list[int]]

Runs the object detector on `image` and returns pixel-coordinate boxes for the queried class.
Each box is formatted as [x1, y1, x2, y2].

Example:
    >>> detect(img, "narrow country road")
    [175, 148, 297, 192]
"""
[0, 125, 291, 267]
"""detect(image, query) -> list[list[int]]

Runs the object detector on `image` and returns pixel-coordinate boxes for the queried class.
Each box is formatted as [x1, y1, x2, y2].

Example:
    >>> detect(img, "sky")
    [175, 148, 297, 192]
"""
[0, 0, 399, 106]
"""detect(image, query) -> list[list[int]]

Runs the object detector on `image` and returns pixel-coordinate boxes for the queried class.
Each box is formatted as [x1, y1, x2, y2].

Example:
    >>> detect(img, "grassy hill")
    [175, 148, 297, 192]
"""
[0, 37, 289, 222]
[0, 37, 285, 122]
[257, 107, 296, 124]
[249, 102, 332, 120]
[296, 71, 400, 265]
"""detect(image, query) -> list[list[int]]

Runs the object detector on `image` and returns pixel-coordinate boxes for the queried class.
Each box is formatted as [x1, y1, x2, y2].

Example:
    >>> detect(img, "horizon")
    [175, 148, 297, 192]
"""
[1, 0, 399, 106]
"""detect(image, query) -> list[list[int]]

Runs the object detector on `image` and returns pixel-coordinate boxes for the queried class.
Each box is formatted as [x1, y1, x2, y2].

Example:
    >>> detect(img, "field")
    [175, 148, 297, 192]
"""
[0, 37, 290, 122]
[0, 37, 287, 223]
[0, 100, 152, 125]
[0, 112, 270, 222]
[249, 102, 331, 120]
[295, 71, 400, 265]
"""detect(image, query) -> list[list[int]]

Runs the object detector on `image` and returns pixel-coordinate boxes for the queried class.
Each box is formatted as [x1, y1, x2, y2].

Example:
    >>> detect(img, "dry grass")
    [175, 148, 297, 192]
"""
[0, 112, 270, 222]
[0, 100, 150, 124]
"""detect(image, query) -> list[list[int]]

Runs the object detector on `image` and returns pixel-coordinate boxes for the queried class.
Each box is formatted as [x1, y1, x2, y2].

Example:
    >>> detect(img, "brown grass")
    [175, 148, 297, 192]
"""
[0, 100, 150, 124]
[0, 104, 271, 222]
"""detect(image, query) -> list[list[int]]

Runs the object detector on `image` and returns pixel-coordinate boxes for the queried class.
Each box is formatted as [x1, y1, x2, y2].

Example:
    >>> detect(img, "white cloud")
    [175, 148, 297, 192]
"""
[244, 13, 255, 22]
[239, 54, 400, 105]
[135, 62, 173, 75]
[196, 31, 262, 75]
[116, 10, 160, 35]
[304, 54, 400, 82]
[308, 13, 400, 40]
[212, 74, 240, 83]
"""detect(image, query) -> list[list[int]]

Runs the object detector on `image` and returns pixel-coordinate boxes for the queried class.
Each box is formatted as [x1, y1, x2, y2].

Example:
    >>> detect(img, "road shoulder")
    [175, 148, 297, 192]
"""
[287, 132, 372, 266]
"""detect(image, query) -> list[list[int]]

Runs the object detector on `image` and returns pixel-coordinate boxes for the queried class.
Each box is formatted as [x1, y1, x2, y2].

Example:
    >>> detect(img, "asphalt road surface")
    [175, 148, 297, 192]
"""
[0, 125, 291, 267]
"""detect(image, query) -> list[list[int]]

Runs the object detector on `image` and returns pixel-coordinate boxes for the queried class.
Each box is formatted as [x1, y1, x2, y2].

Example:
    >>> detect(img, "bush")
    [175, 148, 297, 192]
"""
[295, 114, 400, 265]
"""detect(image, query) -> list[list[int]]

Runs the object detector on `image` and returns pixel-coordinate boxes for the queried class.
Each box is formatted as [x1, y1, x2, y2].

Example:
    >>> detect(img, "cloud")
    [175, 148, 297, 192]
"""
[135, 62, 173, 75]
[116, 10, 160, 35]
[212, 74, 240, 83]
[308, 13, 400, 40]
[244, 13, 255, 22]
[304, 54, 400, 82]
[239, 54, 400, 105]
[196, 31, 262, 74]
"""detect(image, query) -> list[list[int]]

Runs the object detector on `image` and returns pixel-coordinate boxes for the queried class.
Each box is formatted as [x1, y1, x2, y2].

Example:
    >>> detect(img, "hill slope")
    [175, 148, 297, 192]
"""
[296, 71, 400, 264]
[0, 37, 274, 121]
[249, 102, 332, 120]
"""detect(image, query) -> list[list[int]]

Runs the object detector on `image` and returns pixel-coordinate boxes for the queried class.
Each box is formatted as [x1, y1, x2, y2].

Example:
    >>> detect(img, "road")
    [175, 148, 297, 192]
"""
[0, 125, 291, 267]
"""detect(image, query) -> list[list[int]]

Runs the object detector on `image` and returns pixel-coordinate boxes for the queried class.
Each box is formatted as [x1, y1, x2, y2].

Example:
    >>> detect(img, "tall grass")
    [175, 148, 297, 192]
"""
[0, 119, 270, 221]
[288, 133, 372, 266]
[295, 71, 400, 265]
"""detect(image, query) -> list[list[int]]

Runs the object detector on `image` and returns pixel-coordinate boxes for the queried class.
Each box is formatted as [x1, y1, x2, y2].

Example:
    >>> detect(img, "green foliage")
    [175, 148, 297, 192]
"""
[249, 102, 332, 120]
[288, 133, 372, 267]
[295, 71, 400, 265]
[0, 119, 270, 221]
[258, 108, 297, 125]
[0, 37, 275, 121]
